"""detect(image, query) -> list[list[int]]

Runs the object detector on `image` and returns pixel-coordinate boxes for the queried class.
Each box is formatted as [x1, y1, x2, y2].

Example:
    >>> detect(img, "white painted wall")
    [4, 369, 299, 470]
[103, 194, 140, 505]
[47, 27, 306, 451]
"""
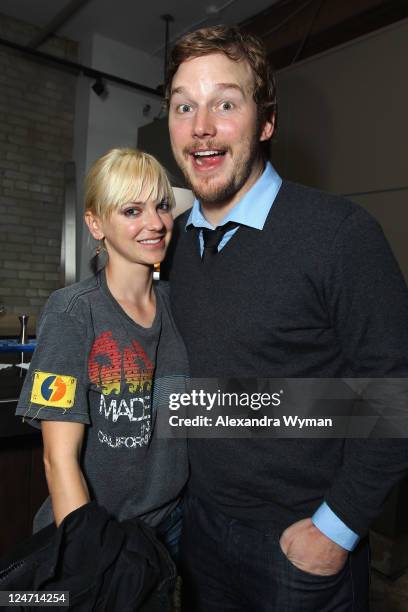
[271, 19, 408, 195]
[270, 18, 408, 279]
[74, 34, 163, 280]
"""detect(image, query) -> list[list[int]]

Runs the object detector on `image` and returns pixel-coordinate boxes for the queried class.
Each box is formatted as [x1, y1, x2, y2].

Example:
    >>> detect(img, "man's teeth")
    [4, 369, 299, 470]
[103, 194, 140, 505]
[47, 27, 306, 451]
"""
[140, 238, 161, 244]
[193, 150, 224, 157]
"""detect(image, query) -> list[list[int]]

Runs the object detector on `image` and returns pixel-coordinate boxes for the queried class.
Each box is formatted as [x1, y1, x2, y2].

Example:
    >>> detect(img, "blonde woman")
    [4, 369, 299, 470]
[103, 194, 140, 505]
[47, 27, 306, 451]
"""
[16, 148, 188, 560]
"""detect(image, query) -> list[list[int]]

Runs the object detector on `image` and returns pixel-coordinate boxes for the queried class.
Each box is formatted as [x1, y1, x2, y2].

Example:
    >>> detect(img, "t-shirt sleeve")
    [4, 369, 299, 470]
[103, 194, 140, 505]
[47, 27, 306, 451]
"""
[16, 310, 90, 427]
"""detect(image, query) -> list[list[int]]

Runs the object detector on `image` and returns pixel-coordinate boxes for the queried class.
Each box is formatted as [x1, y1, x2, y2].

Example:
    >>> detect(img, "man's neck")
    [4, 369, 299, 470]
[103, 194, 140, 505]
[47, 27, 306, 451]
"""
[199, 160, 265, 227]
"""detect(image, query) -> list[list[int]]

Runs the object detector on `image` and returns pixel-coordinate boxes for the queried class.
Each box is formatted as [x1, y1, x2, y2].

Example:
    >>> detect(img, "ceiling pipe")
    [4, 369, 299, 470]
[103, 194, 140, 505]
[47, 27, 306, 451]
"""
[0, 36, 163, 99]
[153, 0, 239, 56]
[28, 0, 92, 48]
[161, 14, 174, 85]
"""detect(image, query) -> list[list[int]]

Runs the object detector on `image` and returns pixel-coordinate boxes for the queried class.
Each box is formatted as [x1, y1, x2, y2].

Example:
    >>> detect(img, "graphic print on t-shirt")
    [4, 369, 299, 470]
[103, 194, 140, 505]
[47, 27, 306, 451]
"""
[88, 330, 155, 449]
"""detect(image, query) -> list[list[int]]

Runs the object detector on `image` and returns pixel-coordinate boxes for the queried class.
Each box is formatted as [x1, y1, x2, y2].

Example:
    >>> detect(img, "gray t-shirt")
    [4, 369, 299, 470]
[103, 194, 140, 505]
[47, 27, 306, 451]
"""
[16, 270, 189, 531]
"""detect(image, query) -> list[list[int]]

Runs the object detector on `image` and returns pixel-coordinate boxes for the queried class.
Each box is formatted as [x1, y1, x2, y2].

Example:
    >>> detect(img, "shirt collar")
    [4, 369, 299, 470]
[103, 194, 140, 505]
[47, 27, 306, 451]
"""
[185, 161, 282, 231]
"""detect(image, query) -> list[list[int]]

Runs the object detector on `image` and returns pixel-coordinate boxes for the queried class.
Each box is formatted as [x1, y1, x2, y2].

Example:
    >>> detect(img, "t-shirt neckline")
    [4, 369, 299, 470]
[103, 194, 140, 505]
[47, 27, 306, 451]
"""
[98, 267, 162, 335]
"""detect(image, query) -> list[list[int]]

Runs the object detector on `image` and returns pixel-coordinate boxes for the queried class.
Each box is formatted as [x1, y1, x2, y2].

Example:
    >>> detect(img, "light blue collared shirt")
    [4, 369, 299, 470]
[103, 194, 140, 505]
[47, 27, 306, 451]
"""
[185, 161, 359, 552]
[186, 161, 282, 254]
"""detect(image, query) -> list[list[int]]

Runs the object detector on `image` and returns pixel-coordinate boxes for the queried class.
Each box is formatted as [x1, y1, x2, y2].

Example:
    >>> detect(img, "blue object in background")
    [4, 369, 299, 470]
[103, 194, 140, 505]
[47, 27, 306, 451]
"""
[0, 339, 36, 353]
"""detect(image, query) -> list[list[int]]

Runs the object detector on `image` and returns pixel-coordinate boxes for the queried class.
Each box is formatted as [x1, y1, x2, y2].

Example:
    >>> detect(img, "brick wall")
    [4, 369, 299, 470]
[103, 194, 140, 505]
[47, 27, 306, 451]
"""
[0, 13, 78, 327]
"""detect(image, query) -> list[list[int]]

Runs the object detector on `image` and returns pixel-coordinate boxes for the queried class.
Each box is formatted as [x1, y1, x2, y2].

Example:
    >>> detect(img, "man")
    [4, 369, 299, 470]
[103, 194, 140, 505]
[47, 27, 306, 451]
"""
[163, 25, 408, 611]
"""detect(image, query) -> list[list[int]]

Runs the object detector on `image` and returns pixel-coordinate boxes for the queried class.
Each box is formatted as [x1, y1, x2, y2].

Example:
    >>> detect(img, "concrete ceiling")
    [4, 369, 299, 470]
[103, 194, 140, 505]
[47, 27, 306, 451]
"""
[0, 0, 279, 56]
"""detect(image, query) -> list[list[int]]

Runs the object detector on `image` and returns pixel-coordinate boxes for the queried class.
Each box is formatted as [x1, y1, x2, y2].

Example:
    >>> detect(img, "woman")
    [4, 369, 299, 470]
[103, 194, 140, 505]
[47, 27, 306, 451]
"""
[16, 148, 188, 559]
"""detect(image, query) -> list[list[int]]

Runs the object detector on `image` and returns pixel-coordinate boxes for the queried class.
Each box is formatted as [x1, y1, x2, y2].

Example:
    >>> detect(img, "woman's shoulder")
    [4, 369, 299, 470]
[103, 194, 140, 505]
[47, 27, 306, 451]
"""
[42, 274, 101, 319]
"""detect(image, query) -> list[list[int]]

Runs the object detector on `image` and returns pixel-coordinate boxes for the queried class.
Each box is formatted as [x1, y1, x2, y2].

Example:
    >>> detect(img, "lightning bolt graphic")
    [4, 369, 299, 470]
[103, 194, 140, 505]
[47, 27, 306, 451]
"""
[49, 377, 66, 402]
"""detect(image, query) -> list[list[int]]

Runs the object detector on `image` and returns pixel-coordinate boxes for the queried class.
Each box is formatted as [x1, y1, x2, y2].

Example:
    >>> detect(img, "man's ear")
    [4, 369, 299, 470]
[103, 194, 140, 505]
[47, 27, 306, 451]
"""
[259, 113, 275, 142]
[84, 211, 104, 240]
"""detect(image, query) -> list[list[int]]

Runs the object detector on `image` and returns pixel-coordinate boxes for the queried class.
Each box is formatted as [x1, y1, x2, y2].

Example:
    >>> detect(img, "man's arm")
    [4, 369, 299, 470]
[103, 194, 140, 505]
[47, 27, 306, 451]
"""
[280, 517, 349, 576]
[312, 502, 359, 550]
[281, 207, 408, 574]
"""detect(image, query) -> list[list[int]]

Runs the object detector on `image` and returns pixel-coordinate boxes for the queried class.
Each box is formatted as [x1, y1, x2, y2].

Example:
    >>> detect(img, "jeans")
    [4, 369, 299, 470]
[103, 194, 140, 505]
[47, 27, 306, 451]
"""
[181, 495, 370, 612]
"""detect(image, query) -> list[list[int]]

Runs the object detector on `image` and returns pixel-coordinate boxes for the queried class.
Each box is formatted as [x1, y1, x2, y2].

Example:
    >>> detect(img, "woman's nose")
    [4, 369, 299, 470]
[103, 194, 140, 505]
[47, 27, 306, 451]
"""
[144, 208, 165, 231]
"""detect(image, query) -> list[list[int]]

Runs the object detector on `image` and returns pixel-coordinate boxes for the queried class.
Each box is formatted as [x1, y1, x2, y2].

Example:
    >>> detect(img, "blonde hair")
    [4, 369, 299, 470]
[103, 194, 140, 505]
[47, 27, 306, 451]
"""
[85, 147, 175, 218]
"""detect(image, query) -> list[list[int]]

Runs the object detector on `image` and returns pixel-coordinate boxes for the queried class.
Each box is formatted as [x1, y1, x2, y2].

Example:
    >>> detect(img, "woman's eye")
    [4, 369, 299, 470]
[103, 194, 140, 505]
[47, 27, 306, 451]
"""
[220, 101, 233, 111]
[123, 207, 140, 217]
[157, 199, 171, 212]
[177, 103, 192, 113]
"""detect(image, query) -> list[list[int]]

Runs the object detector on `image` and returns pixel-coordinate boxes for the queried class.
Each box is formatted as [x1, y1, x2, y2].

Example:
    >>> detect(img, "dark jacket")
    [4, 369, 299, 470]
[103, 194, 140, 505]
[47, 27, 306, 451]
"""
[0, 502, 176, 611]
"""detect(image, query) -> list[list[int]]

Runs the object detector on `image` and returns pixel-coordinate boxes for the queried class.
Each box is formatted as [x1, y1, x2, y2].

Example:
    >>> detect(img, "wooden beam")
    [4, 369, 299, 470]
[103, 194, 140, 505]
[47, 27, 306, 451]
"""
[242, 0, 408, 69]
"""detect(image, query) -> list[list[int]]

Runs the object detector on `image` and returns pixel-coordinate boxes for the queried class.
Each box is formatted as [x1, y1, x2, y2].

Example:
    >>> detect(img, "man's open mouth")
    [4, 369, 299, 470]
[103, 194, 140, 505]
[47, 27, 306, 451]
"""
[191, 150, 227, 166]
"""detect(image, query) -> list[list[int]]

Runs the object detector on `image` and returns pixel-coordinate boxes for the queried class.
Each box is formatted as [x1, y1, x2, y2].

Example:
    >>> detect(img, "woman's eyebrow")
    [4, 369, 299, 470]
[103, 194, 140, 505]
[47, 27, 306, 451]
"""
[121, 197, 165, 207]
[121, 200, 144, 207]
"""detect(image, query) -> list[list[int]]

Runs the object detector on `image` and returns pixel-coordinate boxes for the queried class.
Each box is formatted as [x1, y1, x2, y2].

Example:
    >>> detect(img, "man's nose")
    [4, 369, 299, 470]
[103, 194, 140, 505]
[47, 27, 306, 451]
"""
[192, 107, 216, 138]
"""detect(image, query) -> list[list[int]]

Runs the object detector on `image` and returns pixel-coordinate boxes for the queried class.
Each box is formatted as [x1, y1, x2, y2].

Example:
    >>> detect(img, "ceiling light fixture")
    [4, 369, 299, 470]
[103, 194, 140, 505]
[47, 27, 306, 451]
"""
[92, 76, 108, 99]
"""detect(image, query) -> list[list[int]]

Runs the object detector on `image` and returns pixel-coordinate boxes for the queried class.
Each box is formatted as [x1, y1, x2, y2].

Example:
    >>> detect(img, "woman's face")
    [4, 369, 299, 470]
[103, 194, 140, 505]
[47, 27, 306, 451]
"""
[87, 196, 173, 268]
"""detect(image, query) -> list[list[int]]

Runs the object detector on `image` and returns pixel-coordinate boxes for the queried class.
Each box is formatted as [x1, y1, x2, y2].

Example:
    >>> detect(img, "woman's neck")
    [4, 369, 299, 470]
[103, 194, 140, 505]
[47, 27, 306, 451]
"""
[104, 261, 154, 306]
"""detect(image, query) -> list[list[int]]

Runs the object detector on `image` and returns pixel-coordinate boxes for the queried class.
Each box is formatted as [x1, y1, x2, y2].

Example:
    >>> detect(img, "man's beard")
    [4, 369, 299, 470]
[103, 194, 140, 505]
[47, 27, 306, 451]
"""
[177, 134, 261, 207]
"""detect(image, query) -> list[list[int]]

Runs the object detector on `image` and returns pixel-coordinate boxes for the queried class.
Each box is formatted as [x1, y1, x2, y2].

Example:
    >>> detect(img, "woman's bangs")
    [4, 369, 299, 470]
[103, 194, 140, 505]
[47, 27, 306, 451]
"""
[95, 151, 173, 217]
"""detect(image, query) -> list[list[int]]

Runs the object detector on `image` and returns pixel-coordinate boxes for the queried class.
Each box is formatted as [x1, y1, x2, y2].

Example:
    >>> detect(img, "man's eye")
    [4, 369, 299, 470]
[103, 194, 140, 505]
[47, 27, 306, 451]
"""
[220, 101, 233, 111]
[177, 103, 192, 113]
[157, 199, 171, 212]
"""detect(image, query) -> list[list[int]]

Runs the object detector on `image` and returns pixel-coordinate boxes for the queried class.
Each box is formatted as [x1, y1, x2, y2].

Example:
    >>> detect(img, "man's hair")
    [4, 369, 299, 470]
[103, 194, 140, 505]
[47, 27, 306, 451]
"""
[85, 147, 175, 220]
[166, 25, 277, 128]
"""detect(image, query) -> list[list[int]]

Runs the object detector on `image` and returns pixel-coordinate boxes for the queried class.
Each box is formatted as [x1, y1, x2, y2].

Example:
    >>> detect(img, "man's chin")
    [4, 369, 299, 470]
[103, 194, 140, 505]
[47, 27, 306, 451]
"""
[184, 175, 236, 206]
[192, 186, 232, 206]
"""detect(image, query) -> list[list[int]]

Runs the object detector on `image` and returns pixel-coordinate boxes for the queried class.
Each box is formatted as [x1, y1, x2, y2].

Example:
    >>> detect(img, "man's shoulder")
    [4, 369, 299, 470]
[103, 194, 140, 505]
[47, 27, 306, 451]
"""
[277, 179, 376, 231]
[173, 209, 191, 231]
[280, 180, 359, 215]
[161, 210, 192, 280]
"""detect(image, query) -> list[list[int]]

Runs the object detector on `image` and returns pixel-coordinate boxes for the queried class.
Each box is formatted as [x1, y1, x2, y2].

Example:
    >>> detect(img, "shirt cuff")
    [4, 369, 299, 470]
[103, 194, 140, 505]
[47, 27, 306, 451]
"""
[312, 502, 360, 551]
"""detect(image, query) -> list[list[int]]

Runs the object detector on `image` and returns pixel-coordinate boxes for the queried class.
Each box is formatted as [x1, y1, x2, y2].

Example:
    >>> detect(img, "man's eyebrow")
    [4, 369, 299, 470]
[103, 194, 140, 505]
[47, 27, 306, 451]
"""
[170, 83, 245, 97]
[170, 86, 188, 97]
[214, 83, 245, 94]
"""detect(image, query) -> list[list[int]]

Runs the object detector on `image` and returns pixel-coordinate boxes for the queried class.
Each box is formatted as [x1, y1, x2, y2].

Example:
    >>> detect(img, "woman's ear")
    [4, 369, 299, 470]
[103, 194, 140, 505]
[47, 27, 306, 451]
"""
[84, 211, 104, 240]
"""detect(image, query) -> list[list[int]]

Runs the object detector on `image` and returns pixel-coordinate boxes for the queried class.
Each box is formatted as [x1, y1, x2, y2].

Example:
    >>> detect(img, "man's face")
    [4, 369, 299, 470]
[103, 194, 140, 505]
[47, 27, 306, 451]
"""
[168, 53, 273, 209]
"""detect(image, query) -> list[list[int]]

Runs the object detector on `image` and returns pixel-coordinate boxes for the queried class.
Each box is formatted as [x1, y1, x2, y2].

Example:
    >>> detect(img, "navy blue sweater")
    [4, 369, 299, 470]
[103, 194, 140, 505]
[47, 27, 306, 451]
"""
[165, 180, 408, 535]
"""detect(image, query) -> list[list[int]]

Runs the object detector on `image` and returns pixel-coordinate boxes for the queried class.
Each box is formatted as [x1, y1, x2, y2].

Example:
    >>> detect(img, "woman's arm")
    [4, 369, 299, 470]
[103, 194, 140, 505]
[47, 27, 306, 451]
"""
[42, 421, 90, 527]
